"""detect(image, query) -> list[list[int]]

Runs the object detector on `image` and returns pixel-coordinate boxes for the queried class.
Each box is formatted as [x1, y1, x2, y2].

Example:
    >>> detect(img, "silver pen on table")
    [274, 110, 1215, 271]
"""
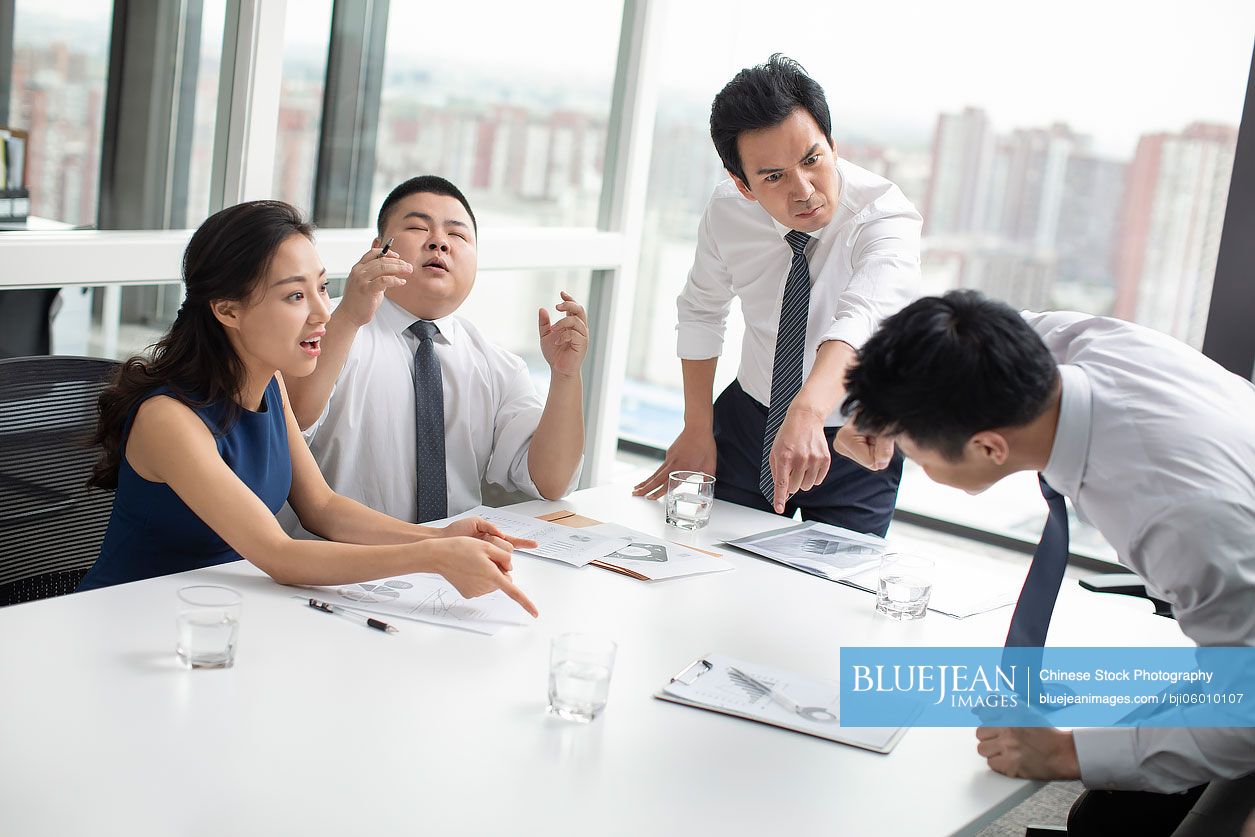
[306, 598, 398, 634]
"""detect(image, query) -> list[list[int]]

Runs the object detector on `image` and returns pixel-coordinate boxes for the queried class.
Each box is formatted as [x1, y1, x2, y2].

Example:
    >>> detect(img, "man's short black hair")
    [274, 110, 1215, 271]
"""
[842, 290, 1060, 461]
[377, 175, 477, 238]
[709, 53, 833, 185]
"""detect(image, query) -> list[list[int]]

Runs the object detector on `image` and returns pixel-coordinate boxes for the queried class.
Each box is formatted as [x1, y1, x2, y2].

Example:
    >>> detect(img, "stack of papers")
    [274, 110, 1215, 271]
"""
[439, 506, 622, 567]
[585, 523, 733, 581]
[443, 506, 734, 582]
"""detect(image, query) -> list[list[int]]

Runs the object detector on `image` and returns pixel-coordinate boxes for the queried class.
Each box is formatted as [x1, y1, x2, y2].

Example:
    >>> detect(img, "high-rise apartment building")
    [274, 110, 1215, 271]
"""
[1113, 122, 1237, 347]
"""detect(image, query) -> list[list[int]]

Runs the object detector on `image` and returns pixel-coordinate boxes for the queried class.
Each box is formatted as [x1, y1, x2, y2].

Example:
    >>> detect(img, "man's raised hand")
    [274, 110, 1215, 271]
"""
[339, 245, 413, 327]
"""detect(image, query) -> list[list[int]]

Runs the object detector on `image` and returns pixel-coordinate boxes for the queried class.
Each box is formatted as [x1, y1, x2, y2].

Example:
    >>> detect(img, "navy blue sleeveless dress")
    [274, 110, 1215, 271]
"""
[77, 378, 292, 591]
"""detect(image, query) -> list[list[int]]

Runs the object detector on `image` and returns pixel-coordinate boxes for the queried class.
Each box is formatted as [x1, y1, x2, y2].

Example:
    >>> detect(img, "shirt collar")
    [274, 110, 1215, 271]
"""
[1040, 363, 1093, 499]
[770, 216, 831, 245]
[375, 296, 459, 345]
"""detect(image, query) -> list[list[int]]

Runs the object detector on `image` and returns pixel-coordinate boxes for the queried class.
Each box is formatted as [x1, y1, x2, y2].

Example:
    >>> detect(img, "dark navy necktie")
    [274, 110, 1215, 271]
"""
[759, 230, 813, 502]
[1005, 475, 1070, 647]
[408, 319, 447, 523]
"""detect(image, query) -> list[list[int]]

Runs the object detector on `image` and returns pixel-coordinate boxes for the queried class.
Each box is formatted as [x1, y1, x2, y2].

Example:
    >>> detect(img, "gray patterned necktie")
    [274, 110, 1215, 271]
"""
[760, 230, 813, 502]
[407, 319, 447, 522]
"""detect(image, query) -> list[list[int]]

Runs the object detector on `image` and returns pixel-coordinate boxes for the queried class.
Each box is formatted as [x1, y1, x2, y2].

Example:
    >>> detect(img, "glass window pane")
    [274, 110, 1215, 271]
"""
[371, 1, 623, 228]
[623, 0, 1253, 560]
[182, 0, 227, 226]
[458, 269, 593, 398]
[272, 0, 332, 216]
[6, 0, 113, 228]
[49, 283, 183, 361]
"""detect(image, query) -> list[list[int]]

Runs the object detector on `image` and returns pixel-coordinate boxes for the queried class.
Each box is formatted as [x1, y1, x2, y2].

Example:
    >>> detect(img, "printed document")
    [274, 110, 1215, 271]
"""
[307, 573, 531, 635]
[727, 521, 886, 581]
[586, 523, 733, 581]
[436, 506, 622, 567]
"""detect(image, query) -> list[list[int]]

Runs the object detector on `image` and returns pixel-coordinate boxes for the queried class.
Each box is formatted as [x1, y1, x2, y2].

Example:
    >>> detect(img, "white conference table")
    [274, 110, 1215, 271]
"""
[0, 485, 1191, 836]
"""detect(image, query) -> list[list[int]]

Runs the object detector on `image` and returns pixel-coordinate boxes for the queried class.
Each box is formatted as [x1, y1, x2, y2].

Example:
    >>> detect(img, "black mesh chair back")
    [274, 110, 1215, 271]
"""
[0, 356, 119, 605]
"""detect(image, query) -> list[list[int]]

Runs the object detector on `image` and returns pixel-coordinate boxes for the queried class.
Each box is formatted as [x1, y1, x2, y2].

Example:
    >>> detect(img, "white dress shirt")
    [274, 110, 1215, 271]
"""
[299, 296, 556, 524]
[675, 157, 922, 425]
[1026, 311, 1255, 793]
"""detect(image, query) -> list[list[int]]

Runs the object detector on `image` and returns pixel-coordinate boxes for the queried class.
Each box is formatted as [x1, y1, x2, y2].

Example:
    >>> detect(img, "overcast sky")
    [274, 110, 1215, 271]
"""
[26, 0, 1255, 156]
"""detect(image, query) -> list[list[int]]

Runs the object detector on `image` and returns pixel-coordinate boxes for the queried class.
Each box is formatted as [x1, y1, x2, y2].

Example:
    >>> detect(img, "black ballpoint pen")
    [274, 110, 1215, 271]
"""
[307, 598, 398, 634]
[378, 237, 394, 258]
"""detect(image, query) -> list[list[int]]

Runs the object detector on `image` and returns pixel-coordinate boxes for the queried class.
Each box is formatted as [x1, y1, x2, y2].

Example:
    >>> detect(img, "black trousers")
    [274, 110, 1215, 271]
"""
[1068, 785, 1206, 836]
[1069, 772, 1255, 837]
[711, 379, 903, 537]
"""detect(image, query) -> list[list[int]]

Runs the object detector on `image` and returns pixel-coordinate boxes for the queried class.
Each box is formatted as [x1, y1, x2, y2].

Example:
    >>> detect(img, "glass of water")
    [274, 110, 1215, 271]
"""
[665, 470, 715, 530]
[176, 585, 242, 669]
[548, 633, 617, 723]
[875, 553, 934, 621]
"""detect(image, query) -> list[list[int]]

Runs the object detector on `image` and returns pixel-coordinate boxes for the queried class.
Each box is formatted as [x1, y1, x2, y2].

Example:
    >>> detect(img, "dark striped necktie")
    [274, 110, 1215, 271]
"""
[759, 230, 813, 502]
[1005, 475, 1070, 647]
[407, 319, 447, 523]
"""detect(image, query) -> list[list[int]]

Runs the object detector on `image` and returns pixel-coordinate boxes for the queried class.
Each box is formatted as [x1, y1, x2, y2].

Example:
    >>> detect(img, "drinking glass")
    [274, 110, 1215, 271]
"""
[665, 470, 715, 530]
[176, 585, 242, 669]
[548, 633, 617, 723]
[875, 553, 934, 621]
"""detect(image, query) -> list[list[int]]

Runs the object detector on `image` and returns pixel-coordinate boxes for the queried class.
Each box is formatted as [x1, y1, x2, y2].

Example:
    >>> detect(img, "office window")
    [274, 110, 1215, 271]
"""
[369, 1, 622, 229]
[621, 0, 1254, 559]
[460, 270, 593, 397]
[271, 0, 332, 215]
[5, 0, 112, 227]
[180, 0, 227, 227]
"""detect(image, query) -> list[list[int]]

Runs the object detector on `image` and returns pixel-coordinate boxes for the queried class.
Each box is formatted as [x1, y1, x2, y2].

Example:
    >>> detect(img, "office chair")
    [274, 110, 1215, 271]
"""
[0, 356, 118, 605]
[1079, 572, 1174, 619]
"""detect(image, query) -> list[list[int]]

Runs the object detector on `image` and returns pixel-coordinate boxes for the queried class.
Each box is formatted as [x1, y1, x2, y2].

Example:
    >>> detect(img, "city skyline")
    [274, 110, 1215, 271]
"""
[5, 21, 1245, 370]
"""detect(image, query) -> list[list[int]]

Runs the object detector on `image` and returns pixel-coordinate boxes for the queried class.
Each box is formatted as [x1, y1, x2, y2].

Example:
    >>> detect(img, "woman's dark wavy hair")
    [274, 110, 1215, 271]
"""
[89, 200, 314, 489]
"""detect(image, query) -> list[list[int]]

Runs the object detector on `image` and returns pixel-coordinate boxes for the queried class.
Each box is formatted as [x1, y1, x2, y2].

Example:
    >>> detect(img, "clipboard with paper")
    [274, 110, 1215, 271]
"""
[655, 653, 906, 754]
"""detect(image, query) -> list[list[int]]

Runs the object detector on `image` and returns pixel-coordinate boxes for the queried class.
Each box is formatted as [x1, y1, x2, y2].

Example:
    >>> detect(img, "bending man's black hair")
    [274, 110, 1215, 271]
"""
[842, 290, 1060, 460]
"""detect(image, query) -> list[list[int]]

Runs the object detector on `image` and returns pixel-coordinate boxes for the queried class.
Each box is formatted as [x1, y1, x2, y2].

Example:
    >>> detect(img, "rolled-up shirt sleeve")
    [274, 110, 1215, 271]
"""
[676, 205, 736, 360]
[819, 205, 922, 351]
[1073, 500, 1255, 793]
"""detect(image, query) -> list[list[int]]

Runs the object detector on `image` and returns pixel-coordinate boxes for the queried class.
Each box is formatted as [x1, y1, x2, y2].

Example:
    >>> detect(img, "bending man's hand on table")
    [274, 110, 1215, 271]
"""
[975, 726, 1081, 781]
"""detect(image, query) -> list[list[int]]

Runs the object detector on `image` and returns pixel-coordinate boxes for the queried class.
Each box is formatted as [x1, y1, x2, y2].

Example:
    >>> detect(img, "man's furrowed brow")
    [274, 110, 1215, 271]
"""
[796, 143, 821, 164]
[754, 143, 823, 176]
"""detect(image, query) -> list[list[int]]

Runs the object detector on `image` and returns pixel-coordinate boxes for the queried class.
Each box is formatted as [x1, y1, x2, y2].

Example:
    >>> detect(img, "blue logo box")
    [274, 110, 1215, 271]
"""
[838, 647, 1255, 728]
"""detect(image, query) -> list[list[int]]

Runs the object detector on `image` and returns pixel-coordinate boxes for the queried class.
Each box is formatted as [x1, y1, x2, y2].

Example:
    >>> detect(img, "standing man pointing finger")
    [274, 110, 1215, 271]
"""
[634, 55, 921, 536]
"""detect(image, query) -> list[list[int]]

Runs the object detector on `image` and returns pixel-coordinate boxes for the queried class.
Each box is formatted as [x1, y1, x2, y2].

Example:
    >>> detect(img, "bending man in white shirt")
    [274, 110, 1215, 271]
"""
[836, 290, 1255, 837]
[285, 176, 588, 524]
[633, 54, 921, 537]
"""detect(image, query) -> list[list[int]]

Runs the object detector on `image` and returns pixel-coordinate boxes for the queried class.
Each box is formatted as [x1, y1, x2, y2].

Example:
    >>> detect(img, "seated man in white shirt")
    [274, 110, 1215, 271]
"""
[285, 175, 588, 524]
[835, 290, 1255, 837]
